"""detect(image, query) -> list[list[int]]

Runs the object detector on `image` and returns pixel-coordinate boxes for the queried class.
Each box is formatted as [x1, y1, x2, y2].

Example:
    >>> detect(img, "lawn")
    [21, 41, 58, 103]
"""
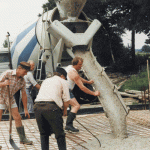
[119, 68, 149, 92]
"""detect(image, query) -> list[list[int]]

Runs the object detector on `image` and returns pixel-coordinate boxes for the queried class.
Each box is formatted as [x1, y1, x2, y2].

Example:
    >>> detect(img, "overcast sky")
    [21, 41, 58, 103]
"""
[0, 0, 47, 47]
[0, 0, 148, 49]
[122, 31, 148, 49]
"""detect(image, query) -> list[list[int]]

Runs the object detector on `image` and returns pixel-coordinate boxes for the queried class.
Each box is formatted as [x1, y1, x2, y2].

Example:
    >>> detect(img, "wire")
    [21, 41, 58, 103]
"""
[75, 118, 101, 148]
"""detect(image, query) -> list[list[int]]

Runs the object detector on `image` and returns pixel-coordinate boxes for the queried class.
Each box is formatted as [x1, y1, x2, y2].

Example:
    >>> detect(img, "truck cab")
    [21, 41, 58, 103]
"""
[0, 48, 10, 74]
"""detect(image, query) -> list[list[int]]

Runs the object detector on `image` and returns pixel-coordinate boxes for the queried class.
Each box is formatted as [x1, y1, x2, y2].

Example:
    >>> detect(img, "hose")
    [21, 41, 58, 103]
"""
[75, 118, 101, 148]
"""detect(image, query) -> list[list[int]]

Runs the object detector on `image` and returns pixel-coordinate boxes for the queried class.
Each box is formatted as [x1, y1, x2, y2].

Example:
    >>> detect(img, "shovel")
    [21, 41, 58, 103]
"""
[7, 83, 20, 150]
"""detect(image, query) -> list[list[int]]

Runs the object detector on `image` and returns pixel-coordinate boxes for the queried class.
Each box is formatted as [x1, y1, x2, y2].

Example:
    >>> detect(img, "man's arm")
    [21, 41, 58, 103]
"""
[21, 88, 30, 118]
[61, 79, 70, 116]
[35, 84, 41, 90]
[28, 72, 40, 89]
[0, 80, 9, 87]
[63, 101, 70, 116]
[0, 72, 10, 87]
[80, 77, 94, 84]
[68, 71, 100, 96]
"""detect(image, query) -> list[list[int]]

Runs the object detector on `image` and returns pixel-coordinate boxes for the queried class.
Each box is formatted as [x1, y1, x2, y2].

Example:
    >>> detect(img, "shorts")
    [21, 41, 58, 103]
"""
[69, 89, 75, 99]
[0, 102, 17, 110]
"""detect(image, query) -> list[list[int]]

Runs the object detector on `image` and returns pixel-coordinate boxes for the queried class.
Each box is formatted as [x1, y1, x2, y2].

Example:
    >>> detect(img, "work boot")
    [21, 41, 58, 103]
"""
[65, 112, 79, 133]
[16, 126, 33, 145]
[65, 125, 79, 132]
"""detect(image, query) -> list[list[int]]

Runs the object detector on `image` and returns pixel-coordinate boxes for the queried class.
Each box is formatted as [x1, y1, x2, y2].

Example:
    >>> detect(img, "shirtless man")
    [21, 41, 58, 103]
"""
[65, 57, 100, 132]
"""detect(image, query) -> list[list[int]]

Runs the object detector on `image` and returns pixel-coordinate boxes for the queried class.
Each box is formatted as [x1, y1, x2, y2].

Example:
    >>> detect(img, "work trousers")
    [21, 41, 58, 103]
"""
[26, 88, 34, 113]
[34, 102, 66, 150]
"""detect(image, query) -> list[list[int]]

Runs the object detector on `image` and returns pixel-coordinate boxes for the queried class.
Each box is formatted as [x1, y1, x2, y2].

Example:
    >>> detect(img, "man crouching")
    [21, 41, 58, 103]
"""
[34, 67, 70, 150]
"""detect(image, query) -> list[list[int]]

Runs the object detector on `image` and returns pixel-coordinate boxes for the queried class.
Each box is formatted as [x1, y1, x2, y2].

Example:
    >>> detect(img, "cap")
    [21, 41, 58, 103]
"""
[56, 67, 67, 79]
[19, 62, 31, 71]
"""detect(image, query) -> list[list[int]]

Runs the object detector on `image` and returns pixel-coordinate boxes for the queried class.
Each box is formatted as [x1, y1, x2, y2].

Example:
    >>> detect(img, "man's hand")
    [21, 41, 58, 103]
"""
[24, 109, 30, 119]
[4, 79, 10, 86]
[63, 111, 67, 116]
[88, 80, 94, 84]
[94, 91, 100, 96]
[63, 108, 67, 116]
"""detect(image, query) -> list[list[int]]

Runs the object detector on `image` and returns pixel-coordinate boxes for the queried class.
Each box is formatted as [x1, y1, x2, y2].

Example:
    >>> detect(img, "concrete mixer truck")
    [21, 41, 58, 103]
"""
[10, 0, 129, 138]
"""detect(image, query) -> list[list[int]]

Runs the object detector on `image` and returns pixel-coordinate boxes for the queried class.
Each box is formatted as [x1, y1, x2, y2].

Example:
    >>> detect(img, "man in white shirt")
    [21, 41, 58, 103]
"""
[24, 60, 40, 112]
[65, 57, 100, 132]
[34, 67, 70, 150]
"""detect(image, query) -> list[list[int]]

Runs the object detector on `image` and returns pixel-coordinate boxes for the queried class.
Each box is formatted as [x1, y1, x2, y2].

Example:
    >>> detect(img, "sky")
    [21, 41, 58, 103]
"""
[122, 31, 148, 49]
[0, 0, 148, 49]
[0, 0, 47, 47]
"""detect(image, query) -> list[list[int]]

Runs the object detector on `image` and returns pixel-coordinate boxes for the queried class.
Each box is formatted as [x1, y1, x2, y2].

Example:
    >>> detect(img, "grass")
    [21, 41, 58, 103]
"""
[132, 102, 139, 105]
[119, 68, 149, 92]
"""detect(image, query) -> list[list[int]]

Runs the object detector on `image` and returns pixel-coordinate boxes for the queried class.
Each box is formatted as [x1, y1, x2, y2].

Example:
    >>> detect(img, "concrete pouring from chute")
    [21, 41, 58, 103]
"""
[10, 0, 129, 138]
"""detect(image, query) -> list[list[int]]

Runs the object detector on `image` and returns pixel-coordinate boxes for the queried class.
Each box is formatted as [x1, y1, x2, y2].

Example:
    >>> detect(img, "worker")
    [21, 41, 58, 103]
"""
[0, 62, 33, 145]
[34, 67, 70, 150]
[65, 56, 100, 132]
[24, 60, 40, 113]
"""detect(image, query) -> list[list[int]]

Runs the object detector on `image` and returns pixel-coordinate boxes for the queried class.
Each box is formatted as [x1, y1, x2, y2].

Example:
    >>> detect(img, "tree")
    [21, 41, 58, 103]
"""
[141, 45, 150, 53]
[145, 35, 150, 44]
[92, 0, 150, 69]
[83, 0, 126, 65]
[42, 0, 56, 12]
[3, 39, 8, 48]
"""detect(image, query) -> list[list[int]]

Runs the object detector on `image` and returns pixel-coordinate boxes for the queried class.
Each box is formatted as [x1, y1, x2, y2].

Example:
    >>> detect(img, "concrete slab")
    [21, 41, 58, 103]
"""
[2, 98, 147, 121]
[0, 110, 150, 150]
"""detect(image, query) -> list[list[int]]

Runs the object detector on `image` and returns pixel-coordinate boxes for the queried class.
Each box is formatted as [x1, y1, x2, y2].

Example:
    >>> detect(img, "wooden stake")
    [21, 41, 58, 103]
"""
[148, 59, 150, 110]
[7, 83, 20, 150]
[147, 60, 150, 90]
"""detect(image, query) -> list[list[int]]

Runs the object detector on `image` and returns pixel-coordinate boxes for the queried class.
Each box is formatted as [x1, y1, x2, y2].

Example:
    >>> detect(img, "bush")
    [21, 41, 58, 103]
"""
[108, 51, 150, 74]
[135, 53, 150, 66]
[107, 48, 135, 73]
[119, 69, 149, 91]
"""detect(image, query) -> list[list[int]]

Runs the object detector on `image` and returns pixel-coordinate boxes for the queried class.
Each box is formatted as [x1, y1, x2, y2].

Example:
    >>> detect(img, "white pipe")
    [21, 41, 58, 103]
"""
[47, 19, 101, 47]
[74, 49, 128, 138]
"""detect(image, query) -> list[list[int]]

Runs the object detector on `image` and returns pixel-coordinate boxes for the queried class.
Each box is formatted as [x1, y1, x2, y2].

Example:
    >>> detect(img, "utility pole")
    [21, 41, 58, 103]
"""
[6, 32, 13, 69]
[131, 30, 135, 68]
